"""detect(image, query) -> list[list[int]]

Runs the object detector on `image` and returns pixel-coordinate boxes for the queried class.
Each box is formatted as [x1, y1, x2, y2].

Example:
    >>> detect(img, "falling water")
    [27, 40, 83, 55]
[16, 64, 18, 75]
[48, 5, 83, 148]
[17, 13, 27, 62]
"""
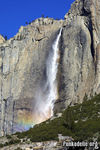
[32, 28, 62, 124]
[45, 28, 62, 116]
[34, 28, 63, 122]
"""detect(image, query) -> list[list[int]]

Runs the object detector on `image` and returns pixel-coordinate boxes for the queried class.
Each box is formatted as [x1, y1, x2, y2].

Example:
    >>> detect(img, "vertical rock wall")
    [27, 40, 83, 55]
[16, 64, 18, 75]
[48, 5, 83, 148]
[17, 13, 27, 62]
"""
[54, 0, 100, 112]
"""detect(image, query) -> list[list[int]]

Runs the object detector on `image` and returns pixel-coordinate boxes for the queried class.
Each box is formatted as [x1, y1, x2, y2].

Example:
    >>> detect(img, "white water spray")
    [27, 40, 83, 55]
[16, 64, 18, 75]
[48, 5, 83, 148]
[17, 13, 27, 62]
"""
[45, 28, 62, 116]
[33, 28, 62, 124]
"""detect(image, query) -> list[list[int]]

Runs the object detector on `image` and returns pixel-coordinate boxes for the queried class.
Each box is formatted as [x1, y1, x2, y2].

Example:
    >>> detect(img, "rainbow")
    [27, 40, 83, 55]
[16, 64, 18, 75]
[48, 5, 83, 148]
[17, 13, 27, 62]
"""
[16, 107, 52, 131]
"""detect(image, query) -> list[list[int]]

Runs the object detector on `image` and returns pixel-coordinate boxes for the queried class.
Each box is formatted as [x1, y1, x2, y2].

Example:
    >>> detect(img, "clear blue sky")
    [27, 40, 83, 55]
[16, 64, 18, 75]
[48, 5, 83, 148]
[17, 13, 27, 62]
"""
[0, 0, 75, 39]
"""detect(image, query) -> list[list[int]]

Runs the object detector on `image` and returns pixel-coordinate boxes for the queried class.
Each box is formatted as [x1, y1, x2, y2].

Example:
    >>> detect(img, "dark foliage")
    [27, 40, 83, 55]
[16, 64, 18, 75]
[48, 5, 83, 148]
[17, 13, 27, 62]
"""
[16, 94, 100, 142]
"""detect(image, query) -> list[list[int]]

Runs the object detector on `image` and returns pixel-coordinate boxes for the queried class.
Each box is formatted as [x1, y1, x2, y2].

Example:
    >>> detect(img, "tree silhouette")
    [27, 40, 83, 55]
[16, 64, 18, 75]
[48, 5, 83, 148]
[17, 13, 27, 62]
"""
[4, 36, 7, 40]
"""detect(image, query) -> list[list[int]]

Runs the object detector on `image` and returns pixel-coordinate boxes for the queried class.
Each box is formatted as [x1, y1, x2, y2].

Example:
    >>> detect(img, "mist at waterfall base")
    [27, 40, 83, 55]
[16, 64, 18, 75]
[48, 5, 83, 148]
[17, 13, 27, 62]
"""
[17, 29, 62, 131]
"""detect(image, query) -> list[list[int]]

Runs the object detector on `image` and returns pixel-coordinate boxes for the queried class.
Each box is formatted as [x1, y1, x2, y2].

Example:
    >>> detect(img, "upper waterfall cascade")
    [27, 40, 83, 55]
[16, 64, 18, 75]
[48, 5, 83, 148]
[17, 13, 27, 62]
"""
[33, 28, 62, 125]
[46, 28, 62, 116]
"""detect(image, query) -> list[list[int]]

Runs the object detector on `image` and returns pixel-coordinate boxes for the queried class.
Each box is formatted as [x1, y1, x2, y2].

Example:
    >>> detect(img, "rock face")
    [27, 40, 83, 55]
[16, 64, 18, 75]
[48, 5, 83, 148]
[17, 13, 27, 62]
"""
[0, 35, 5, 44]
[0, 0, 100, 135]
[55, 0, 100, 111]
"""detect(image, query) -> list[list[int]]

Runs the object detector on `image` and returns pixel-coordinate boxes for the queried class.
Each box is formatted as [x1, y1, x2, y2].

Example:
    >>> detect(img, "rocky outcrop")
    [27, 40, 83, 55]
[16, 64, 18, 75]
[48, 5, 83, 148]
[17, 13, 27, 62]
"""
[0, 0, 100, 135]
[0, 35, 5, 44]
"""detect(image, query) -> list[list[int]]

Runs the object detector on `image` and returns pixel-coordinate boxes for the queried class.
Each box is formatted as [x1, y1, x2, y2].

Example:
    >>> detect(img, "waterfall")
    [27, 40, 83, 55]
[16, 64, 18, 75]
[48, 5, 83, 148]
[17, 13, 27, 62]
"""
[34, 28, 62, 123]
[45, 28, 62, 116]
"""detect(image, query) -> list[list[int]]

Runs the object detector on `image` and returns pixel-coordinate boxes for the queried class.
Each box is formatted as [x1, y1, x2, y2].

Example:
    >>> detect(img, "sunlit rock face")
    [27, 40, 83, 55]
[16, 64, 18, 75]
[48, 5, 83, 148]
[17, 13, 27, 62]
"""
[0, 35, 5, 44]
[0, 0, 100, 135]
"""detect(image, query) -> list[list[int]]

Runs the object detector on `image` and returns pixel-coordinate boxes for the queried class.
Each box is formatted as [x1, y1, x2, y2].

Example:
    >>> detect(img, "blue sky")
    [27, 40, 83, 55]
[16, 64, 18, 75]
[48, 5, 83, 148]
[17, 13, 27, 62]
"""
[0, 0, 75, 39]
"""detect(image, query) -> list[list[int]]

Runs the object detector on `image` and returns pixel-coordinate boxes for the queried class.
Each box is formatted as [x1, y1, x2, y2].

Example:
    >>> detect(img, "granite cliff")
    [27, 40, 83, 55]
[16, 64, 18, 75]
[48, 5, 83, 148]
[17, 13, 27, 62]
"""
[0, 0, 100, 136]
[0, 35, 5, 44]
